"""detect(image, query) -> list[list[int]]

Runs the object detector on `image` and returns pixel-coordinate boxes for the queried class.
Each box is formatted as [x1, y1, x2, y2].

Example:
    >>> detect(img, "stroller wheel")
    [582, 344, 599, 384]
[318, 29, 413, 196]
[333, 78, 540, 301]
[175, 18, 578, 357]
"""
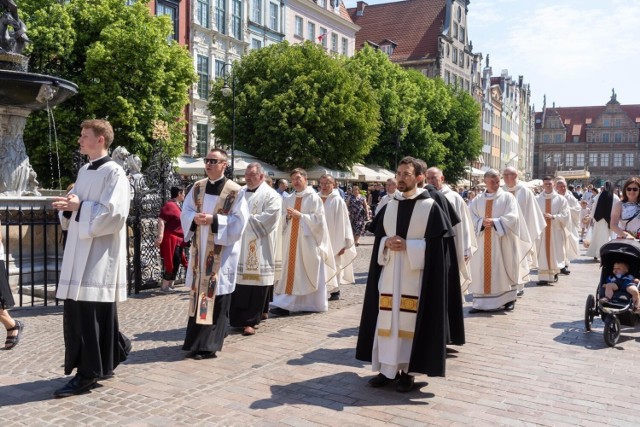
[584, 294, 596, 332]
[603, 315, 621, 347]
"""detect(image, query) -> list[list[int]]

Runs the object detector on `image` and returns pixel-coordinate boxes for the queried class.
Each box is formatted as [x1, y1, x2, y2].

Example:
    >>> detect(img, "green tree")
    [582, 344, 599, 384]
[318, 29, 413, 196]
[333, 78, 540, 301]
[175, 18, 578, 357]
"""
[208, 42, 379, 171]
[19, 0, 196, 189]
[435, 86, 482, 183]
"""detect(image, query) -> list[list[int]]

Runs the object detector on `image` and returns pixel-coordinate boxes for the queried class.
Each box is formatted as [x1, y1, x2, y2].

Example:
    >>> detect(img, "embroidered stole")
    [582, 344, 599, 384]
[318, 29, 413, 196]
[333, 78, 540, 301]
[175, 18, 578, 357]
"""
[377, 198, 432, 339]
[188, 179, 240, 325]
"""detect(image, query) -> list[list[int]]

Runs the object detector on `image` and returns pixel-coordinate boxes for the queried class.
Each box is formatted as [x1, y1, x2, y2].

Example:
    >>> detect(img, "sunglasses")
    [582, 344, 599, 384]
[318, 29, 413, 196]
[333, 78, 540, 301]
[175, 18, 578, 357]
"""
[626, 187, 639, 192]
[204, 158, 225, 165]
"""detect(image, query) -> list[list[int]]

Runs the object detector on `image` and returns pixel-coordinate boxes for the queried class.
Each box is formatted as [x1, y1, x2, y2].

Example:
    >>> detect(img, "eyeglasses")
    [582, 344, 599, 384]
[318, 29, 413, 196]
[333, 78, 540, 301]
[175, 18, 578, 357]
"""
[626, 187, 639, 192]
[204, 158, 226, 165]
[396, 172, 415, 178]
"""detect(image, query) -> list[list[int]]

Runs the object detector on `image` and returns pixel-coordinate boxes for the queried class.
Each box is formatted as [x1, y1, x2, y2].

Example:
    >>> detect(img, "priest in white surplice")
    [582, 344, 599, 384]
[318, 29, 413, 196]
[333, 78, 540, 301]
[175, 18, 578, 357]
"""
[319, 174, 357, 301]
[502, 166, 546, 295]
[426, 167, 477, 293]
[52, 120, 131, 398]
[469, 170, 531, 312]
[375, 178, 400, 216]
[555, 178, 580, 274]
[230, 163, 281, 336]
[535, 176, 571, 285]
[270, 168, 337, 316]
[181, 149, 249, 360]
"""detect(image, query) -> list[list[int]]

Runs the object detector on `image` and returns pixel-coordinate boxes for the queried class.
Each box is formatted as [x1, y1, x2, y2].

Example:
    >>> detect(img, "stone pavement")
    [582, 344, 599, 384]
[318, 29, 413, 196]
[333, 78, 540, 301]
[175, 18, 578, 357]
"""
[2, 236, 640, 426]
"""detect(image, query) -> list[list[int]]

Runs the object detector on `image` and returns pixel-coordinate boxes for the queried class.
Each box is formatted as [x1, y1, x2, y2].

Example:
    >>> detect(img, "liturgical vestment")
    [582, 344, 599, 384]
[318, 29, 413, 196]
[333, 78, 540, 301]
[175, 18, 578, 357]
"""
[321, 189, 357, 288]
[535, 191, 570, 282]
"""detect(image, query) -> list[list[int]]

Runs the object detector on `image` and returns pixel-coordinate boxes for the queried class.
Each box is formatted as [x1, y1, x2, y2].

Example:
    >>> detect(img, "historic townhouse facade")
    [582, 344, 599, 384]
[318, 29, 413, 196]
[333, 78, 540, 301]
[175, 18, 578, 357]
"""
[533, 92, 640, 186]
[285, 0, 359, 56]
[348, 0, 482, 96]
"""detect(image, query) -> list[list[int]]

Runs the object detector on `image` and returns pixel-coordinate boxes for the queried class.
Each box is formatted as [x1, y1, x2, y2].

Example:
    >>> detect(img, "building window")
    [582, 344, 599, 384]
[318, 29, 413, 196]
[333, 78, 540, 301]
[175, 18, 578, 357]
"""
[587, 133, 592, 143]
[600, 153, 609, 167]
[614, 152, 623, 167]
[307, 22, 315, 41]
[576, 153, 585, 167]
[565, 153, 573, 166]
[446, 44, 450, 57]
[573, 136, 579, 142]
[615, 132, 622, 142]
[625, 153, 634, 167]
[295, 16, 303, 37]
[232, 0, 242, 39]
[331, 33, 338, 52]
[252, 0, 262, 23]
[197, 55, 209, 99]
[319, 27, 327, 47]
[380, 44, 393, 56]
[269, 2, 278, 30]
[216, 0, 226, 34]
[459, 52, 464, 67]
[453, 23, 458, 39]
[341, 37, 348, 55]
[318, 0, 326, 7]
[196, 123, 209, 157]
[459, 26, 465, 42]
[603, 119, 610, 127]
[251, 39, 262, 50]
[197, 0, 210, 28]
[543, 134, 551, 143]
[215, 59, 226, 79]
[602, 133, 610, 143]
[452, 47, 458, 64]
[444, 71, 450, 84]
[589, 153, 598, 166]
[554, 134, 563, 143]
[157, 0, 179, 41]
[615, 118, 622, 126]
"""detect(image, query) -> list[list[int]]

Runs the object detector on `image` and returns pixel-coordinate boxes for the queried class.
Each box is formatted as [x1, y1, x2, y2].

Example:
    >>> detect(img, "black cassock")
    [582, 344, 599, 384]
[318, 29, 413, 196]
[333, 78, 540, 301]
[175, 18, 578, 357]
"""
[356, 190, 454, 376]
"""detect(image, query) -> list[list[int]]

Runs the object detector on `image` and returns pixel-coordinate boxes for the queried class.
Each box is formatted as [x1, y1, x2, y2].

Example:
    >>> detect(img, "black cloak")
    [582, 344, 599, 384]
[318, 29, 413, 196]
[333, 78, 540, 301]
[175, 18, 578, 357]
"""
[355, 190, 454, 376]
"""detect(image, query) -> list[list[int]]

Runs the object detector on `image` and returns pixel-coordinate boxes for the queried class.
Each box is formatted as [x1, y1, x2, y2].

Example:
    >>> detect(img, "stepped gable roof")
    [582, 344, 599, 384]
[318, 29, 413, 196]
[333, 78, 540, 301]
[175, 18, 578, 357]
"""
[348, 0, 446, 62]
[535, 104, 640, 142]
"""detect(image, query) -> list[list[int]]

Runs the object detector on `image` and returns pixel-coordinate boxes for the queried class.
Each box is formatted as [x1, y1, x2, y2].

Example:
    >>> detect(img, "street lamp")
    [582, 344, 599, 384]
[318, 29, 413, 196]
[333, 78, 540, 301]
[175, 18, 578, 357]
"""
[395, 125, 406, 169]
[220, 63, 236, 179]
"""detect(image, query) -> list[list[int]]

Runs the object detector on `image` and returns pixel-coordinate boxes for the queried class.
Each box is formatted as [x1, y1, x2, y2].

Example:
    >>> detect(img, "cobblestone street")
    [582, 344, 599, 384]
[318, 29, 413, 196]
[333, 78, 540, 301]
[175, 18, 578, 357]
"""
[2, 236, 639, 426]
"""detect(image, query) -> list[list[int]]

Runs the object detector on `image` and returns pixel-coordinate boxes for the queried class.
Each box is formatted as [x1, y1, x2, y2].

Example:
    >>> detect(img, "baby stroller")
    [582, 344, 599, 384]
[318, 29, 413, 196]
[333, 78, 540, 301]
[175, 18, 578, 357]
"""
[584, 240, 640, 346]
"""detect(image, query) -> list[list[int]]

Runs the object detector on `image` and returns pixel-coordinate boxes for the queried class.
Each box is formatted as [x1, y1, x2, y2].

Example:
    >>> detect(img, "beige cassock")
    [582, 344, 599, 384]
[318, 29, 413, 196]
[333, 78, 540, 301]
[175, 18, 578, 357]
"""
[321, 189, 357, 290]
[440, 184, 477, 293]
[535, 191, 570, 282]
[469, 189, 531, 310]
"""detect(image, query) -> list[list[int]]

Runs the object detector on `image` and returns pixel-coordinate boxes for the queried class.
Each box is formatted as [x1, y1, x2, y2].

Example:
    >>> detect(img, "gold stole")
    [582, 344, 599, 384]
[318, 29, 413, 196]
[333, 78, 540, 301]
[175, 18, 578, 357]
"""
[284, 196, 303, 295]
[188, 178, 241, 325]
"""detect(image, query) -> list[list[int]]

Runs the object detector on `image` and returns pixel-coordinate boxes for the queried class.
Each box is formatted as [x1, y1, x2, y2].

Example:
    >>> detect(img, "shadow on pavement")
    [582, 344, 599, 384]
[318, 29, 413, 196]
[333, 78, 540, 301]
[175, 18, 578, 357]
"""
[549, 320, 638, 349]
[0, 377, 76, 407]
[249, 372, 432, 411]
[124, 344, 186, 364]
[287, 348, 365, 368]
[132, 328, 186, 342]
[327, 327, 359, 338]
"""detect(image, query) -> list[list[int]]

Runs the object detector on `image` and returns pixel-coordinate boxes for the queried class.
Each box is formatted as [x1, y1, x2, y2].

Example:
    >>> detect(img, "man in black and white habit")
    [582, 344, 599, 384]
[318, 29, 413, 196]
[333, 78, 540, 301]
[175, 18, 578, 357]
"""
[356, 157, 453, 393]
[181, 149, 249, 359]
[230, 162, 281, 336]
[52, 119, 131, 397]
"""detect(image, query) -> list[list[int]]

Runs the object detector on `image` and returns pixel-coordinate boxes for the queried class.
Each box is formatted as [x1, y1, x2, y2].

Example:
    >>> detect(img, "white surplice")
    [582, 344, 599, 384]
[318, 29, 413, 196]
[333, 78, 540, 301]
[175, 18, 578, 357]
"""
[57, 160, 130, 303]
[440, 184, 477, 292]
[563, 191, 581, 263]
[237, 182, 282, 286]
[272, 186, 336, 312]
[181, 178, 249, 297]
[375, 190, 400, 216]
[585, 193, 617, 258]
[469, 189, 530, 310]
[535, 191, 570, 282]
[321, 189, 357, 289]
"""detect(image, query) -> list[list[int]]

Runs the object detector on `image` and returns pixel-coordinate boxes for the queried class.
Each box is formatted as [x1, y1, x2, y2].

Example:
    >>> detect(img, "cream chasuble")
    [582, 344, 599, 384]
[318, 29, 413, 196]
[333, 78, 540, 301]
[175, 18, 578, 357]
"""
[469, 189, 530, 310]
[372, 196, 432, 378]
[321, 189, 357, 289]
[237, 182, 282, 286]
[441, 185, 477, 292]
[535, 191, 570, 281]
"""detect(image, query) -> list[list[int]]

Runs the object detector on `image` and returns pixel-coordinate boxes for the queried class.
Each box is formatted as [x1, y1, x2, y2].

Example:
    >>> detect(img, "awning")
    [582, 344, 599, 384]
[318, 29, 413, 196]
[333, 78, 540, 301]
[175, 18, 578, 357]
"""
[174, 151, 288, 179]
[556, 170, 591, 179]
[464, 166, 485, 177]
[525, 179, 543, 188]
[351, 164, 393, 182]
[306, 165, 355, 181]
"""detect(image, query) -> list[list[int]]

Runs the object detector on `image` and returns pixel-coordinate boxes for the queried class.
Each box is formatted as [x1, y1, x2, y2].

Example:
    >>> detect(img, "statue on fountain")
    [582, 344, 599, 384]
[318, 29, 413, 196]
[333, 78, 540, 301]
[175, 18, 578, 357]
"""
[0, 0, 29, 55]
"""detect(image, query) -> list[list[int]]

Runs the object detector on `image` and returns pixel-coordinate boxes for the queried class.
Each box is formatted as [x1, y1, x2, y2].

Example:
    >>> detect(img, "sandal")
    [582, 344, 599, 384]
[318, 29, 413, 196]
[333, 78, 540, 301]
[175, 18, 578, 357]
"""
[5, 319, 24, 350]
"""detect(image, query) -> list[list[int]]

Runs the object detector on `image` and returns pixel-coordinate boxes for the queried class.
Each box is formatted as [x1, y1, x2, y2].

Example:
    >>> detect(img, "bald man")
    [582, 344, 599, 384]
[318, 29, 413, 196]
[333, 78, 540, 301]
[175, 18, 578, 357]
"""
[426, 167, 477, 293]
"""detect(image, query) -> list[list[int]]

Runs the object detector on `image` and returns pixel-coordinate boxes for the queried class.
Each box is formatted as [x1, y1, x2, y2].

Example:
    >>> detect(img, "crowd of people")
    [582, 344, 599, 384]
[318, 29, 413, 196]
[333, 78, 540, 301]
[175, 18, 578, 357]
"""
[4, 118, 639, 399]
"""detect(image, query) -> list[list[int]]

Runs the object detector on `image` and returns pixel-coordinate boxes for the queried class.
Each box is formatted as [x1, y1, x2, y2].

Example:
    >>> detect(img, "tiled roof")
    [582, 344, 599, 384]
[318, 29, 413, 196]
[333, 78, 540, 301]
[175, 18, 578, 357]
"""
[535, 104, 640, 141]
[339, 1, 354, 23]
[347, 0, 446, 62]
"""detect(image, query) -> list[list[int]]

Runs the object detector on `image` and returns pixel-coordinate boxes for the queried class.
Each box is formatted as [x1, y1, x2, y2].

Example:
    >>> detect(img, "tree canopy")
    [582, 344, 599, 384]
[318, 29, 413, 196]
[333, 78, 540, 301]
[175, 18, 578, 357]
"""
[19, 0, 197, 188]
[208, 42, 380, 172]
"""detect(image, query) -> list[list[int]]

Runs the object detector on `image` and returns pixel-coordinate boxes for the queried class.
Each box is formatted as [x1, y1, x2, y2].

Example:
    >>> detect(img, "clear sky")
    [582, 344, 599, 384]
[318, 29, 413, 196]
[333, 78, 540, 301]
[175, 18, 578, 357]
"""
[344, 0, 640, 109]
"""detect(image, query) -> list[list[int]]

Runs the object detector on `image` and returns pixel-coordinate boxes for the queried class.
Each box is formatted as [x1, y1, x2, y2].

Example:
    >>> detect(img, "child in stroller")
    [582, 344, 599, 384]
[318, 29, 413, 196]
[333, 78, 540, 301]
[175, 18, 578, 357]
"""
[599, 261, 640, 311]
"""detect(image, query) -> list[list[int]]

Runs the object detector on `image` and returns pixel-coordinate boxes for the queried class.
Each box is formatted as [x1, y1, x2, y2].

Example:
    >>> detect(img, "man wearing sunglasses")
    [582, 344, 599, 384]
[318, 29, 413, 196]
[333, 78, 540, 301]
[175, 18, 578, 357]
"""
[535, 176, 571, 286]
[180, 149, 249, 360]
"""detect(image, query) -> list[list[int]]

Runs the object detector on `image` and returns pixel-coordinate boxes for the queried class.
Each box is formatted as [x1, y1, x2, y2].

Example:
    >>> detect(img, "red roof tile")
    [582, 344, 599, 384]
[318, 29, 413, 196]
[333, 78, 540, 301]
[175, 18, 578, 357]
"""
[347, 0, 446, 62]
[339, 1, 354, 23]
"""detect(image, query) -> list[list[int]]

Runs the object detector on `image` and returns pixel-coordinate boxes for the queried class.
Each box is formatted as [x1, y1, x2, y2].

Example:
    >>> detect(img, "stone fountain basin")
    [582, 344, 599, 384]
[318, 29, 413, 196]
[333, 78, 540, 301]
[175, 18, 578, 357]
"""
[0, 70, 78, 111]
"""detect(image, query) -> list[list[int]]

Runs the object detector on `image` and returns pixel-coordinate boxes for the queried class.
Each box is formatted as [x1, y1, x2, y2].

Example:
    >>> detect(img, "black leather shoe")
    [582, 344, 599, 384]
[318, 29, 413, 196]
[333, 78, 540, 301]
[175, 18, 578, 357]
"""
[396, 372, 415, 393]
[269, 307, 290, 316]
[516, 289, 525, 297]
[504, 301, 515, 311]
[560, 267, 571, 275]
[368, 373, 394, 387]
[554, 274, 559, 282]
[536, 280, 550, 286]
[328, 291, 340, 301]
[53, 374, 98, 398]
